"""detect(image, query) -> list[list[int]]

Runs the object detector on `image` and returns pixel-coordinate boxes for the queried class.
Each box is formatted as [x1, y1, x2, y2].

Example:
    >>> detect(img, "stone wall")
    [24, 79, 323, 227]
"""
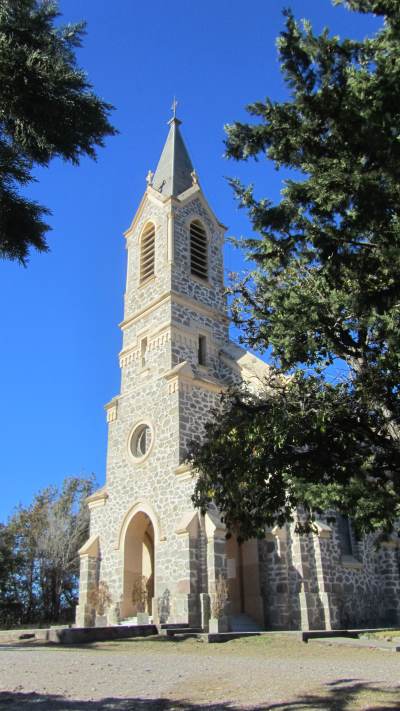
[77, 180, 400, 632]
[259, 518, 400, 630]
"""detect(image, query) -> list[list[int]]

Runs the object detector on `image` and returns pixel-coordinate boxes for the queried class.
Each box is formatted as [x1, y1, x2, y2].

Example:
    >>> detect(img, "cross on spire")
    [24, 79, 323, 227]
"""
[153, 103, 194, 196]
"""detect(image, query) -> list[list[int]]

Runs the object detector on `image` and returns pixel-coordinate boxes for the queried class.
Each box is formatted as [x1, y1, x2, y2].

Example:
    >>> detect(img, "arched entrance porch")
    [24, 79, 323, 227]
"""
[121, 511, 155, 619]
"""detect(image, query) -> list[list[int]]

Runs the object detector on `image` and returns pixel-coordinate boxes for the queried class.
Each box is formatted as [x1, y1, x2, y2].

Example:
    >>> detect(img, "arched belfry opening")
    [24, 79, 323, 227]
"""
[122, 511, 155, 619]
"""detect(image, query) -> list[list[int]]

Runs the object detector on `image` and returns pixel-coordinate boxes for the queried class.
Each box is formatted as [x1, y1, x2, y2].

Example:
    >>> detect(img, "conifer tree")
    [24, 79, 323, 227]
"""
[0, 0, 116, 263]
[191, 0, 400, 539]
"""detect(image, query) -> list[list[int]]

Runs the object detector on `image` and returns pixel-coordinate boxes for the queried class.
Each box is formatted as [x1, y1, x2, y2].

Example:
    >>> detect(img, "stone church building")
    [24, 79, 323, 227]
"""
[76, 112, 400, 632]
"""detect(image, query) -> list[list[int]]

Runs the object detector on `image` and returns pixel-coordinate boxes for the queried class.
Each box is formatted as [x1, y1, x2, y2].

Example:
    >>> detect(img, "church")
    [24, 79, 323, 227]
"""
[76, 111, 400, 632]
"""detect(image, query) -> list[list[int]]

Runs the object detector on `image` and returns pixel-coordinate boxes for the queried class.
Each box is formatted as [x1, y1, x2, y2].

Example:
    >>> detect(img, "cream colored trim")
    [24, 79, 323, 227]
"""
[86, 487, 108, 509]
[119, 344, 140, 367]
[104, 399, 118, 423]
[171, 290, 229, 323]
[204, 509, 226, 539]
[105, 400, 118, 423]
[167, 212, 174, 263]
[79, 534, 100, 557]
[127, 419, 155, 465]
[177, 185, 228, 230]
[104, 397, 119, 410]
[138, 275, 156, 289]
[124, 189, 169, 239]
[120, 292, 171, 330]
[119, 323, 172, 367]
[271, 525, 288, 541]
[146, 185, 174, 206]
[163, 360, 226, 395]
[124, 193, 147, 237]
[88, 498, 107, 510]
[116, 499, 162, 550]
[146, 189, 170, 209]
[175, 510, 199, 535]
[122, 182, 226, 242]
[175, 462, 194, 481]
[120, 290, 229, 331]
[120, 322, 218, 368]
[163, 361, 194, 381]
[314, 521, 332, 539]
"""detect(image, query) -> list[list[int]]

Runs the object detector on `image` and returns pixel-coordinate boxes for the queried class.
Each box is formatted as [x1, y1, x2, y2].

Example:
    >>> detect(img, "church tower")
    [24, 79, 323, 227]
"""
[75, 109, 264, 629]
[76, 110, 400, 632]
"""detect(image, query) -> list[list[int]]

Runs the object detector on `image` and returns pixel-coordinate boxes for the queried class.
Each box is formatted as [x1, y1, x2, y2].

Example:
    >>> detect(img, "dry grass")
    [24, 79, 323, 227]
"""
[2, 633, 400, 709]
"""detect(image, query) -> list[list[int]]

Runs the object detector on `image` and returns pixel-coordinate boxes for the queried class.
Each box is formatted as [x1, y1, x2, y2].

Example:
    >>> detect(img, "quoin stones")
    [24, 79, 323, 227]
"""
[76, 110, 400, 632]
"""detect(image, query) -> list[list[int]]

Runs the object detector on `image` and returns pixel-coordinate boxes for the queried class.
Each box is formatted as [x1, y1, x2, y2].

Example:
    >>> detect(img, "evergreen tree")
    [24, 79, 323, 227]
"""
[0, 0, 116, 263]
[191, 0, 400, 539]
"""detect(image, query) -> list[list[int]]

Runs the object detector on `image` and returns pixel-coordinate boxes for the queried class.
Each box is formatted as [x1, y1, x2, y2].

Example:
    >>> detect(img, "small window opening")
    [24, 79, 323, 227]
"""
[141, 337, 148, 368]
[198, 335, 207, 366]
[337, 514, 353, 557]
[140, 223, 155, 283]
[190, 220, 208, 280]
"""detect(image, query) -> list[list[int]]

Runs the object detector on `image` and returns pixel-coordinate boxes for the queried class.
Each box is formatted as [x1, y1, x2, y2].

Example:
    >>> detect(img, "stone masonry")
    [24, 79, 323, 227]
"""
[76, 114, 400, 631]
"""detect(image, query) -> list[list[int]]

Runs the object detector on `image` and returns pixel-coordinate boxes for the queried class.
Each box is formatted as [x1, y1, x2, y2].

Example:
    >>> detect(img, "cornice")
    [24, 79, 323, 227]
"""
[120, 292, 171, 330]
[176, 184, 227, 231]
[124, 188, 173, 240]
[163, 360, 227, 395]
[85, 488, 108, 510]
[123, 182, 227, 243]
[104, 398, 118, 423]
[174, 463, 195, 482]
[171, 290, 229, 324]
[120, 290, 229, 331]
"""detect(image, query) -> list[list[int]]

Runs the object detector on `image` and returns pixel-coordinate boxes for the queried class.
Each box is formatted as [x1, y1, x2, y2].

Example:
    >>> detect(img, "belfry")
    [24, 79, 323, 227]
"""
[76, 111, 400, 632]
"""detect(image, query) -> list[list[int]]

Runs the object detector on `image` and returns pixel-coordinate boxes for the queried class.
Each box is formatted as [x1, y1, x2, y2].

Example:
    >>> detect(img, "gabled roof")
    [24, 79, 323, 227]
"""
[152, 117, 194, 197]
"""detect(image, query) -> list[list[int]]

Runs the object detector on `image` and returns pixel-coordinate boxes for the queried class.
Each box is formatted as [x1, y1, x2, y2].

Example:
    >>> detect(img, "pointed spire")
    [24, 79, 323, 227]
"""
[152, 102, 195, 197]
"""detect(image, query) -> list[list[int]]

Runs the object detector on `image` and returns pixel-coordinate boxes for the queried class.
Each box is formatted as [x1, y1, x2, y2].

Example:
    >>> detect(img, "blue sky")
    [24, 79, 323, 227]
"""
[0, 1, 380, 521]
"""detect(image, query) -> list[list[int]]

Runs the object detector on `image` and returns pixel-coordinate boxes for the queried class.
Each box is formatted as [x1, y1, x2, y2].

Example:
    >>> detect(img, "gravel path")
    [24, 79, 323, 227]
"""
[0, 635, 399, 709]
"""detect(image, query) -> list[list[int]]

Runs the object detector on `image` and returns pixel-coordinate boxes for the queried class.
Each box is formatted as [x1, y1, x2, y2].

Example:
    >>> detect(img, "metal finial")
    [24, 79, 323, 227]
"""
[171, 97, 178, 119]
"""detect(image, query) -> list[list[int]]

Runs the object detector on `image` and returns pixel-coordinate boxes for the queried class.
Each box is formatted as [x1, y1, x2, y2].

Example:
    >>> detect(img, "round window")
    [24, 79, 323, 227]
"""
[130, 423, 152, 459]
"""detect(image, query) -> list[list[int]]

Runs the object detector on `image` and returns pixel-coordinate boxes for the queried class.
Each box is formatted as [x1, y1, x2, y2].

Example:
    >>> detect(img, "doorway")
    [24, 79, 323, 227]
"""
[122, 511, 154, 618]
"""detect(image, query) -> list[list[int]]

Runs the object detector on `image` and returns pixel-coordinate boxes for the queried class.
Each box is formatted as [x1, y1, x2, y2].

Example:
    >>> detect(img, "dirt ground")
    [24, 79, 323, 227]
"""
[0, 634, 399, 710]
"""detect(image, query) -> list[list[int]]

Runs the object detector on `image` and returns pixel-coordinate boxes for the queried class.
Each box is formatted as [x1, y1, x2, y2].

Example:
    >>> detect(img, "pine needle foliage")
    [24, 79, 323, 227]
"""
[190, 0, 400, 539]
[0, 0, 116, 263]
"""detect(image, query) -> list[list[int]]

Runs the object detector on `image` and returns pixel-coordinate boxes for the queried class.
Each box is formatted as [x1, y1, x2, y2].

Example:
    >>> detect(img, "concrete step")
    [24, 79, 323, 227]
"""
[166, 626, 203, 636]
[119, 617, 153, 626]
[229, 614, 263, 632]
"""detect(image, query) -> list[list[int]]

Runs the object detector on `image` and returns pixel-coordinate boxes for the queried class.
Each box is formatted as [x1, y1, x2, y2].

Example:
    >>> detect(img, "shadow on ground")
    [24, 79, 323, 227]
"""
[0, 635, 200, 651]
[0, 681, 399, 710]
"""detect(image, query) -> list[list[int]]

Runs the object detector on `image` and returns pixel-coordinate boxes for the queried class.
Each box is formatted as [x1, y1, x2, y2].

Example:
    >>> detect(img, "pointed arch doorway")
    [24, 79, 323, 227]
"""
[121, 511, 155, 619]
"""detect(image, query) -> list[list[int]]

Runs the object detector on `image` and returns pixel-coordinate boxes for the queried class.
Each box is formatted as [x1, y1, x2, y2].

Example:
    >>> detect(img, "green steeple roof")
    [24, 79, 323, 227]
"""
[152, 116, 194, 197]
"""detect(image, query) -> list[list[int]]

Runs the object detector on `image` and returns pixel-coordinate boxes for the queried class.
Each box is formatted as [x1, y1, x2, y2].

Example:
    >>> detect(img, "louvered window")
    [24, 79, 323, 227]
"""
[190, 220, 208, 280]
[140, 223, 155, 283]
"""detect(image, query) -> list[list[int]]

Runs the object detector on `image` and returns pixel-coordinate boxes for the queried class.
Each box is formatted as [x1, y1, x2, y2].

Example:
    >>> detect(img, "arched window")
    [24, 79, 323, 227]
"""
[190, 220, 208, 280]
[140, 223, 155, 283]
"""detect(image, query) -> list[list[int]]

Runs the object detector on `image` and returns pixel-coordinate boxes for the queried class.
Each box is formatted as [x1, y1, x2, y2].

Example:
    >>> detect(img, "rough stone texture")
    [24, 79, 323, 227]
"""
[77, 143, 400, 631]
